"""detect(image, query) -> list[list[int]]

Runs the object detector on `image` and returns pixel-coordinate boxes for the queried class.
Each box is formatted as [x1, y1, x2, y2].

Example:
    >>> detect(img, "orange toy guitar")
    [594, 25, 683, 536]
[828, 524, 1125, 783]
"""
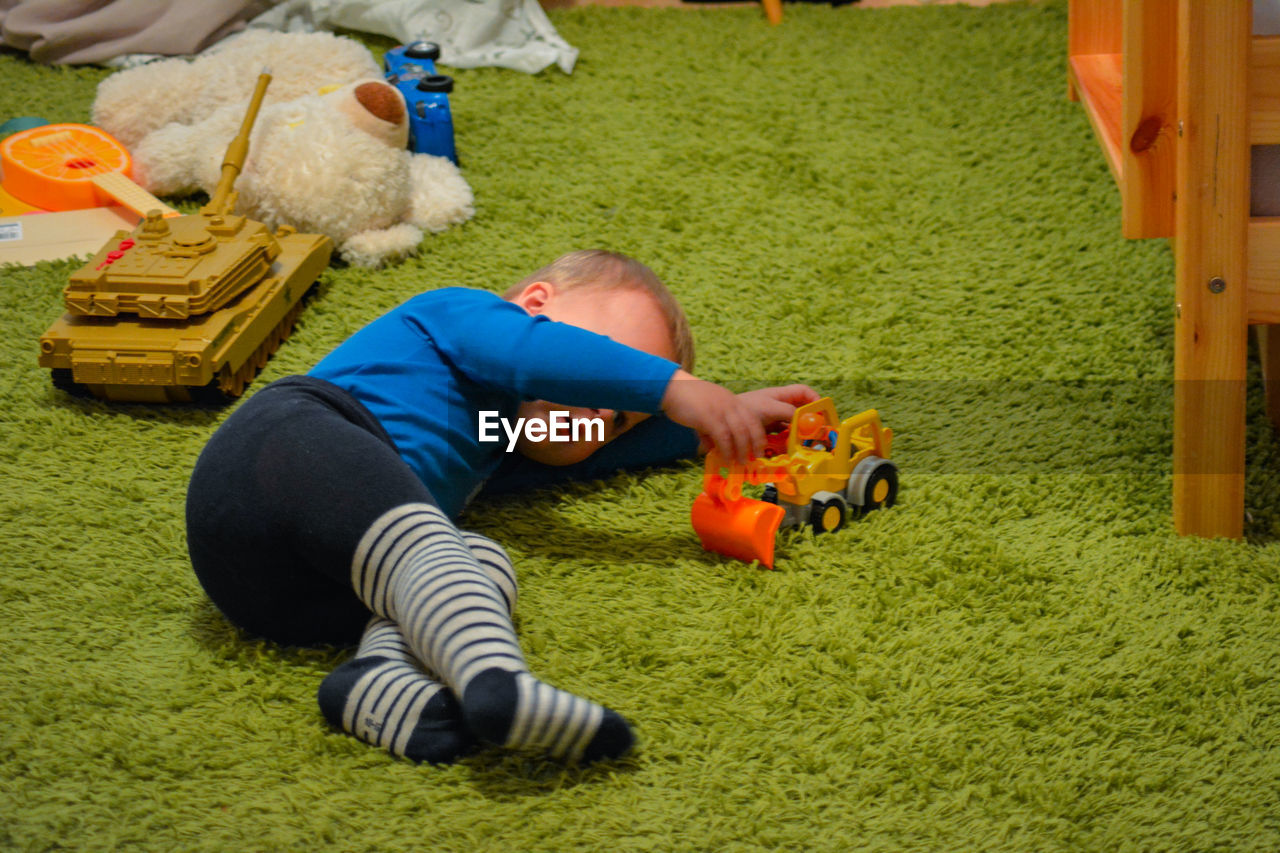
[0, 123, 177, 217]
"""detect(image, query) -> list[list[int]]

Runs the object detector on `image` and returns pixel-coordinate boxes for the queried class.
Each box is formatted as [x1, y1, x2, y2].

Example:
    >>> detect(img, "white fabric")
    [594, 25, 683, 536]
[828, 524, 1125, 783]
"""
[247, 0, 577, 74]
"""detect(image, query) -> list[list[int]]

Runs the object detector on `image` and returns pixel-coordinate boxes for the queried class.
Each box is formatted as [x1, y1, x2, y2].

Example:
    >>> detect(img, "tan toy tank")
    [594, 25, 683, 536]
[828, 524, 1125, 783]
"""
[38, 71, 334, 403]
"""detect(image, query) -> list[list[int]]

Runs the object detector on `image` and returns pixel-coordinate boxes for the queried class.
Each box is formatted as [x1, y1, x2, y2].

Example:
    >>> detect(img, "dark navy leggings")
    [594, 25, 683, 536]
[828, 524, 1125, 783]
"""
[186, 376, 435, 646]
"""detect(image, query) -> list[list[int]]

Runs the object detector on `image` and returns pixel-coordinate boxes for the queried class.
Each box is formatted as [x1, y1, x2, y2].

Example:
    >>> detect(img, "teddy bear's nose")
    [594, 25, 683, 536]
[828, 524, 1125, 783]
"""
[353, 81, 406, 126]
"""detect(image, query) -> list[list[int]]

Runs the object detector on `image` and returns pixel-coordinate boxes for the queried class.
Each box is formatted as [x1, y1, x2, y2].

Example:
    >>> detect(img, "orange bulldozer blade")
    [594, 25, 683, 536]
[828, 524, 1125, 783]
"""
[691, 493, 786, 569]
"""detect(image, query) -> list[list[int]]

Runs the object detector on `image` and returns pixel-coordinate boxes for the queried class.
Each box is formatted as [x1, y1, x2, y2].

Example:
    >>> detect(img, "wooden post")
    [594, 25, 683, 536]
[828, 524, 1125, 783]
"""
[1121, 0, 1177, 238]
[1172, 0, 1251, 538]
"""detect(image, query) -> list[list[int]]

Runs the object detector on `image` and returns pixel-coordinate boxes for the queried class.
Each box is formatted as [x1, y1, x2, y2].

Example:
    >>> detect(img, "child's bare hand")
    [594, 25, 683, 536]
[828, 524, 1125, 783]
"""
[693, 383, 822, 454]
[661, 371, 766, 464]
[735, 384, 821, 429]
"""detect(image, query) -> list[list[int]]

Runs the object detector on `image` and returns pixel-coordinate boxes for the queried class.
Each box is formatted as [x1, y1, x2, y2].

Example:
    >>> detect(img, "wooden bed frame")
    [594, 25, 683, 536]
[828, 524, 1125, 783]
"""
[1068, 0, 1279, 538]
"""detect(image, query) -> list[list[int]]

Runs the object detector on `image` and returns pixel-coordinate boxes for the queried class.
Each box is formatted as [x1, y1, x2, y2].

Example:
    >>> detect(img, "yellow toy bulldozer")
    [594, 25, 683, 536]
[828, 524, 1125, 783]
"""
[690, 397, 897, 568]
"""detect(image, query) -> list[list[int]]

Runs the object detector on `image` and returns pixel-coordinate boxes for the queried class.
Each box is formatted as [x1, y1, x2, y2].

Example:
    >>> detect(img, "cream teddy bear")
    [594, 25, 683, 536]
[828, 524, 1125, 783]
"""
[91, 31, 474, 267]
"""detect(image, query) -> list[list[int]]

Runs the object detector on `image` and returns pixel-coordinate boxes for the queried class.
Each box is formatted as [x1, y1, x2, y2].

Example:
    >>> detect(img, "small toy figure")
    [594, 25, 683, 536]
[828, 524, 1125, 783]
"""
[795, 410, 836, 451]
[691, 397, 898, 568]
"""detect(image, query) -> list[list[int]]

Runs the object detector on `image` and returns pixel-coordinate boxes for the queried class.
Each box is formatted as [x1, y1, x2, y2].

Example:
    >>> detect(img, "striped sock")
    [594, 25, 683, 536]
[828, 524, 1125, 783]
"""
[316, 533, 516, 764]
[352, 503, 634, 763]
[459, 531, 518, 615]
[316, 617, 476, 764]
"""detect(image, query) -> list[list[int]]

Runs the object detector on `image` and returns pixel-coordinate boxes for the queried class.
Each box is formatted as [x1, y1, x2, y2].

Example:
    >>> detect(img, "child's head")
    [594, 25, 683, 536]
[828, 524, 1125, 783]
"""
[505, 250, 694, 372]
[505, 250, 695, 465]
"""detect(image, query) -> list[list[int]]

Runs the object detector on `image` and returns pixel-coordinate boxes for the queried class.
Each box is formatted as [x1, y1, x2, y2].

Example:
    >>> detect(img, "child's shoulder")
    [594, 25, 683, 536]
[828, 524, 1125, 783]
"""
[403, 286, 506, 310]
[393, 287, 527, 334]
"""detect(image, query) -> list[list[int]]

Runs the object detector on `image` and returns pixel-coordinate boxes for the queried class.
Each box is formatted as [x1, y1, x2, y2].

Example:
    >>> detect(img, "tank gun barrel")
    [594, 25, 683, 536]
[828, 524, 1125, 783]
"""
[202, 69, 272, 216]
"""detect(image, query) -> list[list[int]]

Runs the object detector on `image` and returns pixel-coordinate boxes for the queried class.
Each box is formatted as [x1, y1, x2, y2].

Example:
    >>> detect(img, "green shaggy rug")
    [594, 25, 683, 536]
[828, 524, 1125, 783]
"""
[3, 2, 1279, 850]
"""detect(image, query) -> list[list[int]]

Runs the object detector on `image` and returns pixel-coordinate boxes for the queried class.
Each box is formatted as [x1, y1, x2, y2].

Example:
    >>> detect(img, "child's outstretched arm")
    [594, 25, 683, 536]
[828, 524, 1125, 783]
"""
[662, 373, 820, 464]
[482, 384, 819, 496]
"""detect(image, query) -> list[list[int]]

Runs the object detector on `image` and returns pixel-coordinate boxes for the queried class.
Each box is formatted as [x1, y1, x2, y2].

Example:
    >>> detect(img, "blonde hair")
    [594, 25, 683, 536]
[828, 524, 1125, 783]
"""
[505, 250, 695, 371]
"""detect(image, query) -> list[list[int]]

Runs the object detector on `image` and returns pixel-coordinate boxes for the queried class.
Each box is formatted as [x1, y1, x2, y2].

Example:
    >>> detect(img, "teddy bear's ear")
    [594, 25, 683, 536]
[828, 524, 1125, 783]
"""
[331, 81, 409, 150]
[353, 82, 406, 126]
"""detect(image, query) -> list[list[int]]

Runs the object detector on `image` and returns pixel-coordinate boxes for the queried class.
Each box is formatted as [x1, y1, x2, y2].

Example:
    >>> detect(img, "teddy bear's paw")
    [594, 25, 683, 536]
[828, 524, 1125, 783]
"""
[92, 58, 202, 148]
[406, 154, 476, 233]
[339, 223, 425, 268]
[131, 123, 211, 196]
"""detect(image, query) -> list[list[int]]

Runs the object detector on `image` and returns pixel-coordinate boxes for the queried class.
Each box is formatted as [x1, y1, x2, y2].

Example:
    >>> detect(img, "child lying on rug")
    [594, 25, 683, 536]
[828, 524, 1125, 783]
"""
[185, 249, 817, 764]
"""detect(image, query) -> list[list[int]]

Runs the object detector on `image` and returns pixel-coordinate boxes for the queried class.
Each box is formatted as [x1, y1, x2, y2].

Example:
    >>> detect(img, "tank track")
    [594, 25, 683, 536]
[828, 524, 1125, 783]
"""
[209, 294, 309, 401]
[48, 295, 309, 405]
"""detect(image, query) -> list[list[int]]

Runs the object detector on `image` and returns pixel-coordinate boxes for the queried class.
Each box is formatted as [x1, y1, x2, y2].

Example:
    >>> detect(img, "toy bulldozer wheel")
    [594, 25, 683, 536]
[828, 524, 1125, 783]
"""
[847, 457, 899, 517]
[808, 492, 847, 534]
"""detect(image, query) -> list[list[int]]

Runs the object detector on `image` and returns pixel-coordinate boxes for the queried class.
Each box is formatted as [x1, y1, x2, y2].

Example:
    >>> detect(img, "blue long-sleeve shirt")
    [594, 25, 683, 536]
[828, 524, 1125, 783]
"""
[310, 287, 696, 517]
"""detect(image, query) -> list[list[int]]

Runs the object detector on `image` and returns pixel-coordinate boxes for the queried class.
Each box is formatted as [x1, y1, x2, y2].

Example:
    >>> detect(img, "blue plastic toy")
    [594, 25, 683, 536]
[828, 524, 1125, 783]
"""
[0, 117, 48, 141]
[383, 41, 458, 164]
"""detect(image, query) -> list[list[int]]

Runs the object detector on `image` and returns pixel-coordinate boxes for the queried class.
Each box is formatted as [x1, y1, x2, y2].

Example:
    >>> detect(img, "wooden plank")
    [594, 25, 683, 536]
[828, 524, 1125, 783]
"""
[1068, 0, 1122, 100]
[1069, 0, 1123, 56]
[1172, 0, 1251, 539]
[1251, 35, 1280, 144]
[1069, 53, 1124, 183]
[1120, 0, 1177, 238]
[1247, 218, 1280, 323]
[0, 206, 136, 266]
